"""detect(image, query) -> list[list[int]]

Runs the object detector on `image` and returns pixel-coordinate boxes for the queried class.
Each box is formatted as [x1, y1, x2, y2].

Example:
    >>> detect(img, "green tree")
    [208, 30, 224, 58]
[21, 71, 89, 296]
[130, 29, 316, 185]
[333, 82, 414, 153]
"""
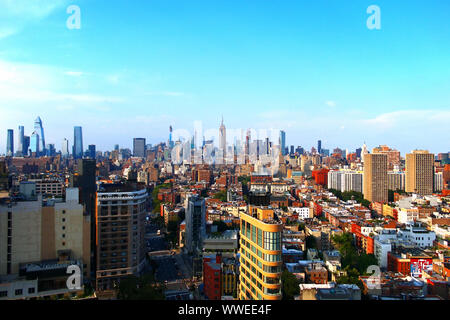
[213, 220, 228, 233]
[281, 270, 300, 300]
[117, 274, 165, 300]
[213, 190, 227, 202]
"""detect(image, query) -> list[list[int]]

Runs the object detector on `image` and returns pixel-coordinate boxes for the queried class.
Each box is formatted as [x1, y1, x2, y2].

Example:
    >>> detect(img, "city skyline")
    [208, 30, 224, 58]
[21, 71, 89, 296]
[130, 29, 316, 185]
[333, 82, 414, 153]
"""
[1, 116, 449, 157]
[0, 1, 449, 154]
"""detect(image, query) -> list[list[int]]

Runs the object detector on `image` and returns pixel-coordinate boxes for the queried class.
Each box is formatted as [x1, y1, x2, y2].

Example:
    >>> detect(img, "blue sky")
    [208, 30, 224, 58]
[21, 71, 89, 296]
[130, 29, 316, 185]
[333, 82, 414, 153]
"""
[0, 0, 449, 154]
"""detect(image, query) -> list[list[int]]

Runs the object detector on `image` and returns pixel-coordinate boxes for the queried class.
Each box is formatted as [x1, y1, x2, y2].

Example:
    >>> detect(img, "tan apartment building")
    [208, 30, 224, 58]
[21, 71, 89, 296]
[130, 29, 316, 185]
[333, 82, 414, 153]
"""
[95, 183, 147, 291]
[239, 206, 283, 300]
[405, 150, 434, 195]
[363, 153, 388, 203]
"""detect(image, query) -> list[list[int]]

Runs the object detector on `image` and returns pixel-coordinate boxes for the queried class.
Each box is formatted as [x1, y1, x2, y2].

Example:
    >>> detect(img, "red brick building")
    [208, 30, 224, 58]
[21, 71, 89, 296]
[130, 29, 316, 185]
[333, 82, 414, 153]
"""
[203, 255, 222, 300]
[311, 168, 329, 186]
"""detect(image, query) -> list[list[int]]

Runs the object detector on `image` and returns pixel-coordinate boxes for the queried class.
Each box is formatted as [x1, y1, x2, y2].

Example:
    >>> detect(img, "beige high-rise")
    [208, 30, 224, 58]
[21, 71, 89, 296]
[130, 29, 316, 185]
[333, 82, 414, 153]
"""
[363, 153, 388, 203]
[405, 150, 434, 195]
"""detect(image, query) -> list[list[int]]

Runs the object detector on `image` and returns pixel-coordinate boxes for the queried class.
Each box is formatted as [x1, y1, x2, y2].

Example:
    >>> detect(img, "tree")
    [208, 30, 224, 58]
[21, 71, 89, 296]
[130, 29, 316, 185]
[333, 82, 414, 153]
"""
[305, 235, 317, 250]
[213, 220, 228, 233]
[281, 270, 300, 300]
[213, 190, 227, 202]
[117, 274, 165, 300]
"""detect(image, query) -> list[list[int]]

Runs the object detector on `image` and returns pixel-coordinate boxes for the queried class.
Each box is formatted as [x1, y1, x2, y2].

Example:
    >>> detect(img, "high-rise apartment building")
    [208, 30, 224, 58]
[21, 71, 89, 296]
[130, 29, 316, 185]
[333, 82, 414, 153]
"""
[73, 126, 83, 159]
[363, 153, 388, 203]
[133, 138, 146, 158]
[327, 169, 363, 193]
[6, 129, 14, 157]
[0, 187, 90, 298]
[405, 150, 434, 195]
[185, 195, 206, 253]
[239, 206, 282, 300]
[95, 183, 147, 291]
[388, 171, 405, 191]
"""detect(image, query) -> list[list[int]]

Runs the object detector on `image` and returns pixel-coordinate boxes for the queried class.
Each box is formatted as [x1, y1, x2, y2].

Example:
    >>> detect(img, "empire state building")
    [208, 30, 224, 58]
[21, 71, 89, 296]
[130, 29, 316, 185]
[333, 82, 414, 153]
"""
[219, 117, 226, 155]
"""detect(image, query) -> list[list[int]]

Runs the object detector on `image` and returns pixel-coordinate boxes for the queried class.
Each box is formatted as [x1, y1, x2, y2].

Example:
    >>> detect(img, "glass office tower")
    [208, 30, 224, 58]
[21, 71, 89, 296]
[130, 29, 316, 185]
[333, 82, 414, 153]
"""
[34, 117, 46, 156]
[17, 126, 24, 156]
[30, 132, 40, 154]
[73, 126, 83, 159]
[6, 129, 14, 156]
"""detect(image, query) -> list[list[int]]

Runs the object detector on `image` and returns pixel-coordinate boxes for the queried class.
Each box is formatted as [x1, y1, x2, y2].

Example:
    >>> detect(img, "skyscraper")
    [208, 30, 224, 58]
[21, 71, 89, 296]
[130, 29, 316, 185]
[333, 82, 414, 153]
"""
[88, 145, 96, 159]
[168, 126, 174, 149]
[73, 126, 83, 159]
[6, 129, 14, 157]
[133, 138, 146, 158]
[239, 206, 282, 300]
[185, 195, 206, 253]
[23, 136, 30, 156]
[219, 117, 226, 153]
[34, 117, 46, 156]
[72, 159, 97, 279]
[62, 138, 69, 157]
[95, 182, 146, 291]
[318, 140, 322, 155]
[363, 153, 388, 203]
[405, 150, 434, 195]
[279, 131, 286, 156]
[30, 131, 40, 155]
[17, 126, 24, 156]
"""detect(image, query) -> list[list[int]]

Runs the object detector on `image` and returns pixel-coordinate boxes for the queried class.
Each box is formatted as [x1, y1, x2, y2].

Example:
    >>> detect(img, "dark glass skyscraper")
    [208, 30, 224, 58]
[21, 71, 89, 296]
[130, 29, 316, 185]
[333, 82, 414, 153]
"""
[88, 145, 96, 159]
[23, 136, 30, 156]
[279, 130, 286, 156]
[73, 126, 83, 159]
[34, 117, 46, 156]
[133, 138, 146, 158]
[318, 140, 322, 155]
[6, 129, 14, 156]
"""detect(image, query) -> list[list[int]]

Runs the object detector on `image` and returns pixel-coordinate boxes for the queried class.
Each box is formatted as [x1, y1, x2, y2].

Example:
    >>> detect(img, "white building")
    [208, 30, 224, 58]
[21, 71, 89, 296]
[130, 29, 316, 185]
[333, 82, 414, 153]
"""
[290, 207, 313, 220]
[398, 223, 436, 248]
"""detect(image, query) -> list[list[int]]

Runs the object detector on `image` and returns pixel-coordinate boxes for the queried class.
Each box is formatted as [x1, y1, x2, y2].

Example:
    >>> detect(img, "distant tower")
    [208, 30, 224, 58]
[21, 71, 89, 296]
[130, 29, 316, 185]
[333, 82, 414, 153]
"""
[279, 131, 286, 156]
[318, 140, 322, 155]
[6, 129, 14, 157]
[34, 116, 46, 156]
[169, 125, 174, 148]
[219, 117, 226, 154]
[62, 138, 69, 157]
[73, 126, 84, 159]
[17, 126, 25, 156]
[30, 131, 40, 155]
[361, 142, 368, 162]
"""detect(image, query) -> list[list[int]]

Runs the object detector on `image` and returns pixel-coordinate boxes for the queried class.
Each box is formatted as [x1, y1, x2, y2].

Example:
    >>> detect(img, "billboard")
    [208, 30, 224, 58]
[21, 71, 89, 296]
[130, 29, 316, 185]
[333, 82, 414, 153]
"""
[410, 258, 432, 278]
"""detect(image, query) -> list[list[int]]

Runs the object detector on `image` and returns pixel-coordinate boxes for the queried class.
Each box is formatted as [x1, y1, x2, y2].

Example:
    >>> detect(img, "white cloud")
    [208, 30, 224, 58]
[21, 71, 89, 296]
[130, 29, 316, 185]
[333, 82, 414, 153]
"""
[64, 71, 84, 77]
[144, 91, 185, 97]
[326, 100, 336, 107]
[0, 0, 69, 39]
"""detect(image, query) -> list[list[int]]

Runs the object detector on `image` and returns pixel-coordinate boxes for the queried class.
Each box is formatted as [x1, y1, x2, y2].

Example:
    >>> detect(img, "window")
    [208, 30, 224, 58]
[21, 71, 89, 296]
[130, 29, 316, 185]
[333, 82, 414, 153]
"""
[15, 289, 23, 296]
[28, 288, 35, 294]
[0, 291, 7, 297]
